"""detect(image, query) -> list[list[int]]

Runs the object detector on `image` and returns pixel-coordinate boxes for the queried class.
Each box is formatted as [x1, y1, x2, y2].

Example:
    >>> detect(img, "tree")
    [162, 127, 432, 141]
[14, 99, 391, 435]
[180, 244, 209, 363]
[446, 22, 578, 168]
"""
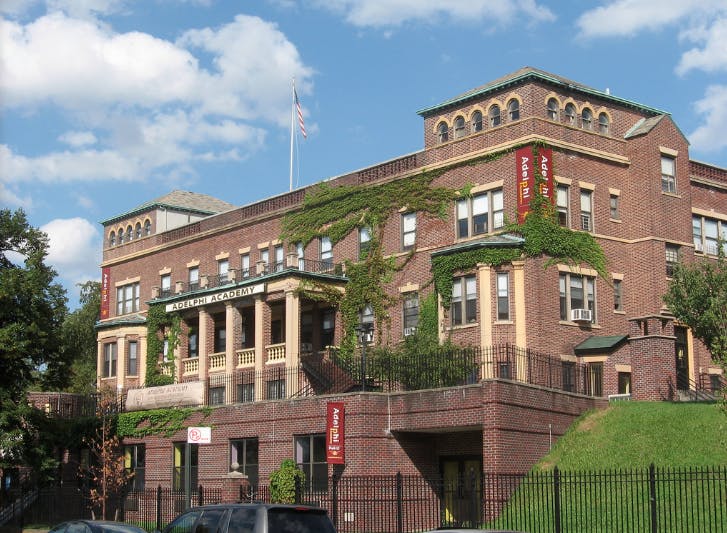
[0, 208, 69, 484]
[664, 248, 727, 366]
[269, 459, 305, 504]
[82, 390, 131, 520]
[62, 281, 102, 394]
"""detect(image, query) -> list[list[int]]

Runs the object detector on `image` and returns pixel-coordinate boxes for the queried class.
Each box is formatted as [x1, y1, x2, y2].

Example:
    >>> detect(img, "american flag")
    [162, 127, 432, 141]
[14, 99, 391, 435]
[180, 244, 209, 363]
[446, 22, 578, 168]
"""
[294, 88, 307, 139]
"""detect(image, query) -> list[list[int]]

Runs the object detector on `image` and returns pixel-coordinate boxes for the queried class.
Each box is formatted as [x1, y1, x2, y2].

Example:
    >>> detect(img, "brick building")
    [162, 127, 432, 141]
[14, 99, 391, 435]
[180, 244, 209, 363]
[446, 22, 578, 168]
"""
[96, 68, 725, 500]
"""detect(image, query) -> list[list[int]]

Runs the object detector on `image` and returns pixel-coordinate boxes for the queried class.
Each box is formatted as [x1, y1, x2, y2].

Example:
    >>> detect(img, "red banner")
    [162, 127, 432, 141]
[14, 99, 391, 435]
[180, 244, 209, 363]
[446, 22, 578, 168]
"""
[516, 146, 534, 223]
[516, 146, 554, 223]
[100, 266, 111, 319]
[326, 402, 345, 464]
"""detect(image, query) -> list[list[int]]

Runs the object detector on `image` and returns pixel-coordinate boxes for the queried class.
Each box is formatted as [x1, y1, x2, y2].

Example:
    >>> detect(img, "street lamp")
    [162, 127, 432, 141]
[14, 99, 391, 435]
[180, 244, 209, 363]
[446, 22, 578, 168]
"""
[355, 322, 374, 391]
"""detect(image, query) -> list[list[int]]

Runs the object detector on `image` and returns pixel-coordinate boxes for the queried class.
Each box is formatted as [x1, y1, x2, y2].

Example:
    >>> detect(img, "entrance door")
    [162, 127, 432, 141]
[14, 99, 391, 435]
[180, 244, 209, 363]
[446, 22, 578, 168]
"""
[675, 326, 689, 390]
[441, 457, 482, 527]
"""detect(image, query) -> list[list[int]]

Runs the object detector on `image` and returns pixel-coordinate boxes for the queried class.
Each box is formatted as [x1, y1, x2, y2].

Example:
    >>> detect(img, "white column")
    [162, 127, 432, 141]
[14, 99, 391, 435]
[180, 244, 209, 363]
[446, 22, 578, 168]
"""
[285, 288, 301, 398]
[478, 264, 493, 379]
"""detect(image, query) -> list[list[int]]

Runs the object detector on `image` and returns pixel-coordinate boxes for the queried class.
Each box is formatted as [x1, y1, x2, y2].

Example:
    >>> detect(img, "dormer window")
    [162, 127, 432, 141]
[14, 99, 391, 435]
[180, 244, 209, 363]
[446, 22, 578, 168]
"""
[507, 99, 520, 121]
[437, 121, 449, 143]
[489, 105, 501, 127]
[471, 111, 483, 132]
[454, 116, 465, 139]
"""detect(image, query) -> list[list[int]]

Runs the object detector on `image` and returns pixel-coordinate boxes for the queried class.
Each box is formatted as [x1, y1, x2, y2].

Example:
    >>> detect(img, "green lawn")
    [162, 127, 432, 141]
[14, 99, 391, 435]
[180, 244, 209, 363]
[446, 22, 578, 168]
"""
[536, 401, 727, 470]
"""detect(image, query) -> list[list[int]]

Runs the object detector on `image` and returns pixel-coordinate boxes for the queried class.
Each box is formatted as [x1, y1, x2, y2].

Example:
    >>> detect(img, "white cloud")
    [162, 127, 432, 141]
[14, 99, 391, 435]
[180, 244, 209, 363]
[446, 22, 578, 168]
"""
[312, 0, 554, 28]
[40, 217, 102, 296]
[676, 17, 727, 74]
[59, 130, 98, 147]
[689, 84, 727, 153]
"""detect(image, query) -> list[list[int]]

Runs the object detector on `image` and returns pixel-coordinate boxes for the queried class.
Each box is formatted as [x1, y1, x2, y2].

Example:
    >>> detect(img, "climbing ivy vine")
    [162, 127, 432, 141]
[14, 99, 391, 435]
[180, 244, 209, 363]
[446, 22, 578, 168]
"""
[116, 407, 209, 438]
[145, 304, 181, 386]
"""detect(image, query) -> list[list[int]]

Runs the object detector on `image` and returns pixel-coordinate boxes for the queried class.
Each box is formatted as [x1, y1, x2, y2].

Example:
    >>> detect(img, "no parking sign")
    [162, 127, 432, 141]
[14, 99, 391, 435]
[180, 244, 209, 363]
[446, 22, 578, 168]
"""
[187, 426, 211, 444]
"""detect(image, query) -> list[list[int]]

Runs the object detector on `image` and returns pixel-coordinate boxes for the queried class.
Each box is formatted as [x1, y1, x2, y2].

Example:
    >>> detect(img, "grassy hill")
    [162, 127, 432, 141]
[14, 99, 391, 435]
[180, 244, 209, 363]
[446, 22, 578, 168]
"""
[536, 401, 727, 471]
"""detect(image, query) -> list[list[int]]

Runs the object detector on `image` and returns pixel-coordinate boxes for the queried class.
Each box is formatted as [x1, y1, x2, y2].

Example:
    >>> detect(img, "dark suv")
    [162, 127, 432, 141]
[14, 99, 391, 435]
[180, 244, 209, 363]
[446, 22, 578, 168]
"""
[162, 503, 336, 533]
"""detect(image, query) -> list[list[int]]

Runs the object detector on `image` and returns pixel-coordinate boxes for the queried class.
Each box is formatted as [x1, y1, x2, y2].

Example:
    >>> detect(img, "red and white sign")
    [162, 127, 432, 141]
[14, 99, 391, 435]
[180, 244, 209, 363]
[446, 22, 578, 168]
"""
[100, 267, 110, 319]
[187, 426, 211, 444]
[516, 145, 554, 223]
[326, 402, 345, 464]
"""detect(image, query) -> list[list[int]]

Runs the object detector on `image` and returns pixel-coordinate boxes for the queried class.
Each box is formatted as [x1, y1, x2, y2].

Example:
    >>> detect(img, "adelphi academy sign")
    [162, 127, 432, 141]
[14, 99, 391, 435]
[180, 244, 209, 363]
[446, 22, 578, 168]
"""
[165, 283, 265, 312]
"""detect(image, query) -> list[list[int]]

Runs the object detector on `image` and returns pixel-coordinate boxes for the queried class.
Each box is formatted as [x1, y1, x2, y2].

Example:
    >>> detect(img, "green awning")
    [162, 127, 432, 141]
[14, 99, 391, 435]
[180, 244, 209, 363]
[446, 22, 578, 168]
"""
[574, 335, 628, 355]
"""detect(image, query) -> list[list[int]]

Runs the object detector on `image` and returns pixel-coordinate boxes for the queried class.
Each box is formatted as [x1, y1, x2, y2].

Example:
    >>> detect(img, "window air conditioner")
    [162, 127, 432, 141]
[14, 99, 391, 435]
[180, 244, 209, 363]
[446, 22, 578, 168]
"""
[403, 327, 417, 337]
[695, 241, 703, 252]
[571, 308, 592, 323]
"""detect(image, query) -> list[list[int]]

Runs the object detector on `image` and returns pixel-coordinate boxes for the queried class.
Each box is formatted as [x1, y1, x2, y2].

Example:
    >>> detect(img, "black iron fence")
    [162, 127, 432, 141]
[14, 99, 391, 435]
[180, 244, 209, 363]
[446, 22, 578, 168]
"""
[7, 466, 727, 532]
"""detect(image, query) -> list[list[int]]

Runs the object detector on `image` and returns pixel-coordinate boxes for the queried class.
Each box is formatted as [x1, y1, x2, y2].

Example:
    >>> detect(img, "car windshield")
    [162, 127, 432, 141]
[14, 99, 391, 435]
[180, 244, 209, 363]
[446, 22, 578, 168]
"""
[266, 508, 335, 533]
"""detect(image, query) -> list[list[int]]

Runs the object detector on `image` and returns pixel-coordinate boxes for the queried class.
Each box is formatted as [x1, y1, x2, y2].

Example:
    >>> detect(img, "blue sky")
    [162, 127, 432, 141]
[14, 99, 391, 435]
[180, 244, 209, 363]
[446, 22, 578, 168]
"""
[2, 0, 727, 308]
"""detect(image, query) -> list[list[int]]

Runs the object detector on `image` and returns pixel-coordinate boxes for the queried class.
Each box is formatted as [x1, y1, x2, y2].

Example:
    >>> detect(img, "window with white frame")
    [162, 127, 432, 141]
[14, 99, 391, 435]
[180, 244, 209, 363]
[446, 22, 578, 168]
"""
[454, 116, 466, 139]
[564, 103, 576, 125]
[128, 340, 138, 375]
[556, 185, 569, 227]
[661, 155, 676, 193]
[547, 98, 559, 120]
[103, 342, 117, 377]
[559, 273, 596, 323]
[489, 105, 501, 127]
[320, 236, 332, 268]
[241, 253, 250, 278]
[218, 258, 229, 283]
[693, 215, 726, 255]
[613, 279, 623, 312]
[116, 282, 140, 315]
[507, 99, 520, 121]
[437, 122, 448, 143]
[296, 242, 305, 270]
[580, 190, 593, 232]
[402, 292, 419, 334]
[160, 274, 171, 297]
[274, 244, 284, 272]
[496, 272, 509, 321]
[230, 438, 259, 485]
[135, 222, 142, 239]
[109, 231, 116, 247]
[598, 113, 609, 134]
[609, 193, 620, 220]
[451, 275, 477, 326]
[402, 212, 416, 251]
[260, 249, 269, 272]
[189, 266, 199, 291]
[144, 219, 152, 236]
[295, 434, 328, 492]
[581, 108, 593, 130]
[456, 189, 504, 238]
[124, 444, 145, 491]
[472, 111, 483, 132]
[666, 244, 680, 277]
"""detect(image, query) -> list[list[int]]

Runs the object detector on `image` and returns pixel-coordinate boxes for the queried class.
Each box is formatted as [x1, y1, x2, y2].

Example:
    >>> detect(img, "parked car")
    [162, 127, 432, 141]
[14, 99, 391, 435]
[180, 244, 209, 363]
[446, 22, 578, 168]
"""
[49, 520, 148, 533]
[426, 529, 527, 533]
[161, 503, 336, 533]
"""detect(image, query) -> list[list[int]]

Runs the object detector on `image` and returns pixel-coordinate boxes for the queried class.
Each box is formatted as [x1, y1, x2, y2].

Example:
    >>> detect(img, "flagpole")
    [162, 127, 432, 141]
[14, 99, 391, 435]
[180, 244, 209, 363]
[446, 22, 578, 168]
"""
[289, 78, 295, 192]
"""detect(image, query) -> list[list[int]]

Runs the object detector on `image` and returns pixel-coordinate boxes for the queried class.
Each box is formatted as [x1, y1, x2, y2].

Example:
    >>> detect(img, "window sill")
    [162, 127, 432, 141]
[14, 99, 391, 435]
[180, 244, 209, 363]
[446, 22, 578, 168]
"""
[494, 320, 513, 325]
[447, 322, 479, 331]
[559, 320, 601, 329]
[613, 310, 626, 315]
[609, 218, 622, 223]
[661, 191, 681, 198]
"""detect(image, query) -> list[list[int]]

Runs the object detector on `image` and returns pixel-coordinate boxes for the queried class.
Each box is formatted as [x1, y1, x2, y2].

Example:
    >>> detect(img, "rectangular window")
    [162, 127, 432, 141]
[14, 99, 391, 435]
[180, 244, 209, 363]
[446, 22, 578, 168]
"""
[618, 372, 631, 394]
[267, 378, 286, 400]
[320, 236, 332, 268]
[693, 215, 726, 256]
[496, 272, 509, 321]
[580, 190, 593, 232]
[236, 382, 255, 403]
[609, 194, 620, 220]
[556, 185, 569, 227]
[241, 253, 250, 278]
[230, 438, 259, 486]
[209, 386, 225, 405]
[559, 273, 596, 323]
[562, 362, 575, 392]
[124, 444, 145, 491]
[128, 340, 138, 375]
[451, 275, 477, 326]
[358, 227, 371, 259]
[103, 342, 117, 377]
[189, 266, 199, 291]
[214, 321, 226, 353]
[260, 249, 269, 272]
[587, 362, 604, 396]
[613, 280, 623, 312]
[173, 443, 198, 492]
[666, 244, 679, 277]
[160, 274, 172, 298]
[116, 282, 140, 315]
[403, 292, 419, 334]
[218, 259, 229, 284]
[296, 242, 305, 270]
[456, 189, 504, 238]
[661, 155, 676, 193]
[295, 435, 328, 493]
[274, 245, 284, 272]
[402, 212, 416, 251]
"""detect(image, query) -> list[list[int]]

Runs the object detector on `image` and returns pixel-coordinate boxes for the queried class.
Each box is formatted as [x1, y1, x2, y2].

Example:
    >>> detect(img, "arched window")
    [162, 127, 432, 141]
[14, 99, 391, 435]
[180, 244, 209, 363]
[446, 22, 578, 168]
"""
[144, 219, 152, 236]
[489, 105, 501, 127]
[564, 103, 576, 125]
[598, 113, 610, 134]
[109, 231, 116, 247]
[453, 116, 465, 139]
[547, 98, 559, 120]
[581, 108, 593, 130]
[471, 111, 483, 132]
[135, 222, 142, 239]
[507, 99, 520, 121]
[126, 225, 133, 242]
[118, 227, 125, 244]
[437, 121, 449, 143]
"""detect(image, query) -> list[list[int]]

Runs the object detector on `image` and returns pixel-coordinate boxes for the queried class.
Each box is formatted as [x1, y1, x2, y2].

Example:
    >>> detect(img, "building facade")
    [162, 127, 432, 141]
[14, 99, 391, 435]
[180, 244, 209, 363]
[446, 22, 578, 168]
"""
[96, 68, 726, 497]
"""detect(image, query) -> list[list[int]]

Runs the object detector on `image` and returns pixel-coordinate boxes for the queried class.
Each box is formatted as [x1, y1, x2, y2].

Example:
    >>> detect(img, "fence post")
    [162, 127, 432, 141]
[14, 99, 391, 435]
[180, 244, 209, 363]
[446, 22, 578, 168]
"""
[553, 467, 561, 533]
[396, 472, 403, 533]
[649, 463, 657, 533]
[156, 485, 162, 533]
[198, 485, 204, 506]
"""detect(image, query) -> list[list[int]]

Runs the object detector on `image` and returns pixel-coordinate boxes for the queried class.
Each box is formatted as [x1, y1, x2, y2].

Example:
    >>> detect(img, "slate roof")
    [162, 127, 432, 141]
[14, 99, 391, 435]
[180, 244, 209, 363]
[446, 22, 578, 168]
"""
[101, 190, 236, 225]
